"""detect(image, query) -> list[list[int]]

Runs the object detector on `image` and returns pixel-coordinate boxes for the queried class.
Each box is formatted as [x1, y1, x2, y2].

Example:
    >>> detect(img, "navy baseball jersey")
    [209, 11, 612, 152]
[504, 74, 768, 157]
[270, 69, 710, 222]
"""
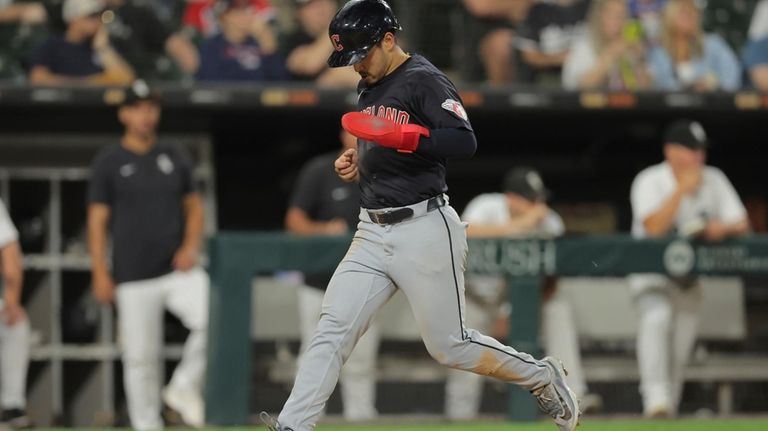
[356, 54, 473, 209]
[88, 142, 196, 284]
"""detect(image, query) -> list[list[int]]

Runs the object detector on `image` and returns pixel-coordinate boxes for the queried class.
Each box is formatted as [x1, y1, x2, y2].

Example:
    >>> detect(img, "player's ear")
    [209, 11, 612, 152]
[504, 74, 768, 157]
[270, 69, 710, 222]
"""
[381, 32, 396, 51]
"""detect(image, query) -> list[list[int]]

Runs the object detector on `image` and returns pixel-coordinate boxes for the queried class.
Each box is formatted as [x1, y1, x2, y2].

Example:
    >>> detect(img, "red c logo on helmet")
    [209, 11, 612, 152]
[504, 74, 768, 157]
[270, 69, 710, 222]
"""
[331, 34, 344, 52]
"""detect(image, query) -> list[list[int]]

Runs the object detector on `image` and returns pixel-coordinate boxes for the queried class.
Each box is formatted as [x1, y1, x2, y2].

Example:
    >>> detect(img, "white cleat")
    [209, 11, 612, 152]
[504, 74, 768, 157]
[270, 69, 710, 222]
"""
[533, 356, 581, 431]
[162, 386, 205, 428]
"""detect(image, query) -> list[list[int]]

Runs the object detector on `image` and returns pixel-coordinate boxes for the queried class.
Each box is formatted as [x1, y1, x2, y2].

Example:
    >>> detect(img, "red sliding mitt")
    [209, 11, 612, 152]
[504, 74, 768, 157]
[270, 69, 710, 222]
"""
[342, 112, 430, 153]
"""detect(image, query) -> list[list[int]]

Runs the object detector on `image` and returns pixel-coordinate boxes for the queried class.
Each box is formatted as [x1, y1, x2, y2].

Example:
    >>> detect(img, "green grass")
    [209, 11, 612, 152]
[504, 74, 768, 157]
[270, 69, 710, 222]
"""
[26, 419, 768, 431]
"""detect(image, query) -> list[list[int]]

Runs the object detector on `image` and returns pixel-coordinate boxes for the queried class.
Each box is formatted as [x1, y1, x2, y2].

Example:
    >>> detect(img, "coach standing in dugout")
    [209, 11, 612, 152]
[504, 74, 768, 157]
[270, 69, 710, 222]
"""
[88, 81, 209, 430]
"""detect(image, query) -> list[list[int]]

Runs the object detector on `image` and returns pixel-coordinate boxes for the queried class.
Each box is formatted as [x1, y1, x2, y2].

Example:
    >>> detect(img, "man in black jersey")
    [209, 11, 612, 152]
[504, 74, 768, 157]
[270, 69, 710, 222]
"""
[262, 2, 580, 430]
[88, 80, 209, 430]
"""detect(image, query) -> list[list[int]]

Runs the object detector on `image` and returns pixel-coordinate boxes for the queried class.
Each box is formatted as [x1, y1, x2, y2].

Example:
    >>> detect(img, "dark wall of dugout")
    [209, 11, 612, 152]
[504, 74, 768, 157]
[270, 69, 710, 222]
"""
[2, 105, 767, 232]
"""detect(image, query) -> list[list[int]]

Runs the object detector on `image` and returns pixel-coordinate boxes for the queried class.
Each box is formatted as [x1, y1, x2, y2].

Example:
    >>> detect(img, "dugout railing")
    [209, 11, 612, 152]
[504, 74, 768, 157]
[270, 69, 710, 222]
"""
[204, 233, 768, 425]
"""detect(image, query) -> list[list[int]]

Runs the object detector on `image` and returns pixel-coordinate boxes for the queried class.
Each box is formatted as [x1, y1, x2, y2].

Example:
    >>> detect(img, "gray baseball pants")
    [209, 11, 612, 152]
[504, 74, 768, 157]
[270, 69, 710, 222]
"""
[277, 196, 552, 430]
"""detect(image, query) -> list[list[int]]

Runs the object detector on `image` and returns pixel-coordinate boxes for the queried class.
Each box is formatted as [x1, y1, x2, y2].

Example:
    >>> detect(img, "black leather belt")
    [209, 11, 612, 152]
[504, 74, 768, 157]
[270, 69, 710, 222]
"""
[367, 195, 445, 225]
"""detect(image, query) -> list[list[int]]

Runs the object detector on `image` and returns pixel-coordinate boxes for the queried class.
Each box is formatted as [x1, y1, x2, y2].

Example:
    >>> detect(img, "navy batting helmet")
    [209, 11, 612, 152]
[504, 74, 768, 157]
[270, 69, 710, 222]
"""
[327, 0, 402, 68]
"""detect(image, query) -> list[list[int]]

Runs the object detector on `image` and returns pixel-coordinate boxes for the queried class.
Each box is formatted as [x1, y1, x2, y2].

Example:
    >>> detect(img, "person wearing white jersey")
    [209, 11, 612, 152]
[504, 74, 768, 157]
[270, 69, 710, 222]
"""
[446, 167, 595, 420]
[629, 119, 749, 418]
[0, 198, 31, 429]
[88, 81, 209, 430]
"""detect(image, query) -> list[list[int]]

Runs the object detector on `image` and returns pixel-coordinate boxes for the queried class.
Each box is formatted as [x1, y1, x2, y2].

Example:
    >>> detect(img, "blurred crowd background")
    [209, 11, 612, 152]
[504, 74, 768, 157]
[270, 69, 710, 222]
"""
[0, 0, 766, 90]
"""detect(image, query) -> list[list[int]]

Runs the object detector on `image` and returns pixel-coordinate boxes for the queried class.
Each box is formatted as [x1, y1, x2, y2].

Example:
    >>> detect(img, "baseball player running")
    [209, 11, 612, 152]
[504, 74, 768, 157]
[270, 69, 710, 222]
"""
[262, 1, 580, 430]
[88, 81, 209, 430]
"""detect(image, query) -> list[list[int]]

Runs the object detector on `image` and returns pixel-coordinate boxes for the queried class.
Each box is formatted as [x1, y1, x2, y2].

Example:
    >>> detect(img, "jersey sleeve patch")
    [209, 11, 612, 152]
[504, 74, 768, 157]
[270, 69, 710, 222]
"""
[441, 99, 468, 121]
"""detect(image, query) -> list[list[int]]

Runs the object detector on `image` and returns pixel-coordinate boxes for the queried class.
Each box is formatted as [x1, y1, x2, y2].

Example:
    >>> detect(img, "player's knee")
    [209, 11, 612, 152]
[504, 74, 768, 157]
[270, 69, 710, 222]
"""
[425, 338, 466, 368]
[640, 302, 673, 331]
[122, 356, 159, 371]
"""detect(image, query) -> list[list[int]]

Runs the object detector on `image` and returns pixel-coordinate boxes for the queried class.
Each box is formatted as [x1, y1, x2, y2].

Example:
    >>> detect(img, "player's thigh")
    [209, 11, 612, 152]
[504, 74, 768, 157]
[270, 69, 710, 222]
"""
[390, 206, 469, 341]
[116, 280, 165, 359]
[319, 262, 396, 339]
[165, 267, 210, 331]
[298, 285, 325, 344]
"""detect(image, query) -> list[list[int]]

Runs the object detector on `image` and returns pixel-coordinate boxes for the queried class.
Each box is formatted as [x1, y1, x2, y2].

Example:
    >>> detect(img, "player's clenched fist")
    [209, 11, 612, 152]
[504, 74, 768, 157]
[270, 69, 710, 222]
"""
[334, 148, 359, 182]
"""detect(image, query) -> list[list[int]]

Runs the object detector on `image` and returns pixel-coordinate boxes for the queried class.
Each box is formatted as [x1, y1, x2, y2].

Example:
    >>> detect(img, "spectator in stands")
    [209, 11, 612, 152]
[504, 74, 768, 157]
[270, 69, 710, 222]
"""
[749, 0, 768, 43]
[196, 0, 288, 82]
[103, 0, 199, 79]
[0, 198, 31, 429]
[629, 0, 667, 43]
[461, 0, 529, 85]
[183, 0, 274, 39]
[744, 36, 768, 91]
[647, 0, 741, 91]
[562, 0, 652, 90]
[629, 120, 749, 418]
[284, 129, 379, 422]
[28, 0, 134, 85]
[744, 0, 768, 91]
[0, 1, 46, 24]
[446, 167, 600, 420]
[515, 0, 589, 86]
[0, 1, 47, 79]
[281, 0, 358, 87]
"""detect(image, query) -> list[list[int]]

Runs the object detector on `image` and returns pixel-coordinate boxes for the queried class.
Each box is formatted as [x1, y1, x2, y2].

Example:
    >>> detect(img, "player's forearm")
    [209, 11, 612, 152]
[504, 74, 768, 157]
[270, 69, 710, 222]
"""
[182, 194, 205, 252]
[417, 128, 477, 158]
[87, 206, 110, 274]
[285, 208, 330, 234]
[88, 229, 109, 274]
[643, 189, 684, 237]
[1, 242, 23, 306]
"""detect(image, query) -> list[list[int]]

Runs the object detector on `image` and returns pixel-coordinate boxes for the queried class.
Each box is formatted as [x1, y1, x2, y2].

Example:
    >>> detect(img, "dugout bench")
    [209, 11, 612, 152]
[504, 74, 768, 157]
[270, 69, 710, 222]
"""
[205, 233, 768, 425]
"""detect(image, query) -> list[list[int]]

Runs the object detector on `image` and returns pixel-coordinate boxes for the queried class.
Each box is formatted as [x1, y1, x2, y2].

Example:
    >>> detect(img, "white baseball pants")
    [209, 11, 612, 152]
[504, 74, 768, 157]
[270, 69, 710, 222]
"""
[634, 281, 701, 416]
[0, 301, 30, 410]
[116, 268, 209, 430]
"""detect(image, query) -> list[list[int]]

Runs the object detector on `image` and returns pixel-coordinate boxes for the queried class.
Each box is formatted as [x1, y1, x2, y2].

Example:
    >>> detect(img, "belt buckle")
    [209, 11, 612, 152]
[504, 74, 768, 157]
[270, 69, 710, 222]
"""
[370, 210, 389, 225]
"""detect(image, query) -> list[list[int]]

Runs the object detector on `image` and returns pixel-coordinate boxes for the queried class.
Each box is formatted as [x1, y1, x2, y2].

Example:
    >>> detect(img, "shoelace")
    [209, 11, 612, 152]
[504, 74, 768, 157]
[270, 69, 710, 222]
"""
[259, 411, 279, 431]
[534, 385, 571, 421]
